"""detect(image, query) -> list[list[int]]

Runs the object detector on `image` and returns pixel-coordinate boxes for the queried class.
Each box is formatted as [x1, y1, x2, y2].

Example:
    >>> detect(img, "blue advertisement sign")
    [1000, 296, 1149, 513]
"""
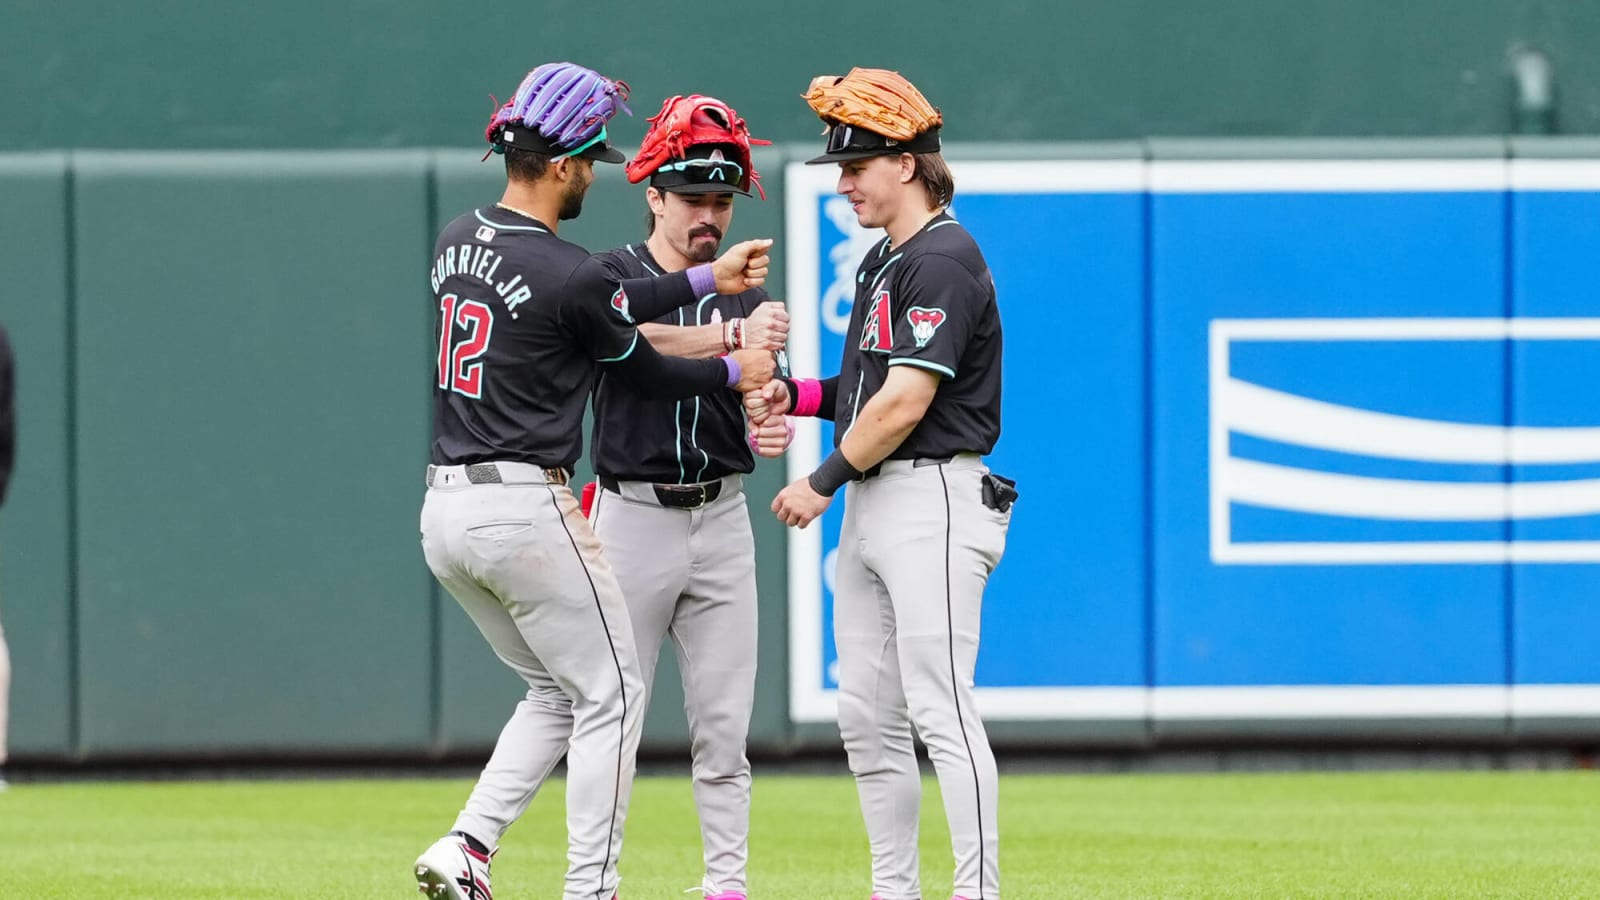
[785, 157, 1600, 726]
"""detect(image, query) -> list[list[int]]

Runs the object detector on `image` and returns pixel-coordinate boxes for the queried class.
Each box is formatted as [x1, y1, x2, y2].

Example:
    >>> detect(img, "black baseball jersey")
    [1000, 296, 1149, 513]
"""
[429, 206, 646, 470]
[835, 213, 1003, 458]
[589, 243, 768, 483]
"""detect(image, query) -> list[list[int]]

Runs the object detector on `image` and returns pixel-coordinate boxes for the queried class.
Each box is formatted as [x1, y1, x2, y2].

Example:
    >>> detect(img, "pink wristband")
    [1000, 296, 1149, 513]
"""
[792, 378, 823, 417]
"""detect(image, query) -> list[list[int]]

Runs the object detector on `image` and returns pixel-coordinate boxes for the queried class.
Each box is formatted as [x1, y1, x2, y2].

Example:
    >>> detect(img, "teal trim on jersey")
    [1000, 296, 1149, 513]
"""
[866, 253, 904, 296]
[674, 305, 686, 483]
[888, 356, 956, 379]
[626, 243, 661, 275]
[597, 331, 639, 362]
[690, 293, 717, 482]
[843, 368, 866, 437]
[927, 219, 959, 232]
[691, 398, 709, 482]
[475, 210, 546, 233]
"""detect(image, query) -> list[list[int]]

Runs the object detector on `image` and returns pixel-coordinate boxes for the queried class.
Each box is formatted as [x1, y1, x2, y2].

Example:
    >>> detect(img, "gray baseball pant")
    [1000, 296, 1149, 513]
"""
[420, 461, 646, 900]
[590, 473, 758, 895]
[833, 454, 1009, 900]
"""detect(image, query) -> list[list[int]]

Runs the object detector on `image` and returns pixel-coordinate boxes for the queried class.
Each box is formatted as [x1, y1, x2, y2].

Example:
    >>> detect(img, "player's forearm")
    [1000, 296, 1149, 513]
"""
[603, 333, 732, 400]
[639, 322, 727, 359]
[837, 389, 929, 471]
[615, 266, 715, 323]
[810, 371, 938, 495]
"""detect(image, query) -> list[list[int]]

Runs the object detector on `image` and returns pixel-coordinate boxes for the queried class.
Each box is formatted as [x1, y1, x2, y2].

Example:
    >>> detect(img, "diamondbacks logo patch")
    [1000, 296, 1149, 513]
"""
[907, 306, 947, 348]
[610, 286, 634, 323]
[859, 289, 893, 353]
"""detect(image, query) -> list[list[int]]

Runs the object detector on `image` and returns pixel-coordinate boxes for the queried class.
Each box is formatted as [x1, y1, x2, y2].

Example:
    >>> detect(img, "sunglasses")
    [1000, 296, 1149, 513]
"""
[655, 157, 745, 184]
[825, 124, 877, 154]
[551, 126, 610, 161]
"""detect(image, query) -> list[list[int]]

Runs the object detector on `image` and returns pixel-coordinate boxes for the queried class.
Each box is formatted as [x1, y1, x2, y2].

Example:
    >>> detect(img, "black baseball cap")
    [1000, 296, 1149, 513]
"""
[649, 144, 751, 196]
[498, 121, 627, 163]
[805, 121, 941, 165]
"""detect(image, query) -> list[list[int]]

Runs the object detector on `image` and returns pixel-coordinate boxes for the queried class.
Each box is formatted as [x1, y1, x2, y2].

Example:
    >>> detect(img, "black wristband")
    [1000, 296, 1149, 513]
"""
[808, 449, 864, 497]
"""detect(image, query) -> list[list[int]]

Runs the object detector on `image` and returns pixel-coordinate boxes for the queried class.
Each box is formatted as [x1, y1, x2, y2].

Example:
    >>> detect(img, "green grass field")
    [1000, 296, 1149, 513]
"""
[1, 770, 1597, 898]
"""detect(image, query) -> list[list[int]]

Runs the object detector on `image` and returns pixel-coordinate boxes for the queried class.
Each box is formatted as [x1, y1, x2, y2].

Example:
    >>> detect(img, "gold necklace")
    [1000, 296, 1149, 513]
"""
[495, 202, 543, 223]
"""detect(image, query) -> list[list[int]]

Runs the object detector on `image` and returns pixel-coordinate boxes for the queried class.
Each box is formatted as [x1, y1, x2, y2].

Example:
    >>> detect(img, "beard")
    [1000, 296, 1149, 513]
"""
[558, 180, 587, 221]
[685, 225, 722, 263]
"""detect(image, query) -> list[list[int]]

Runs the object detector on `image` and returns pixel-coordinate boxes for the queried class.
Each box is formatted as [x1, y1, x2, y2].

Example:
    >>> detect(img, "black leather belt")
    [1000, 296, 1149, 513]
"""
[858, 456, 954, 481]
[427, 463, 569, 487]
[599, 475, 722, 509]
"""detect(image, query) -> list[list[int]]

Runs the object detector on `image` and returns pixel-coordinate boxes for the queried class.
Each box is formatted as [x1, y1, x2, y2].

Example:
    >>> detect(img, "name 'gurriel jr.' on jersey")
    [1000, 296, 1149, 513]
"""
[430, 227, 534, 314]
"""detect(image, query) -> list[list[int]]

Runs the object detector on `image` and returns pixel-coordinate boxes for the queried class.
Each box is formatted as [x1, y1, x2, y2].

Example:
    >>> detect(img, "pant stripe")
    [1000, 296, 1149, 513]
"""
[937, 465, 985, 899]
[546, 484, 627, 900]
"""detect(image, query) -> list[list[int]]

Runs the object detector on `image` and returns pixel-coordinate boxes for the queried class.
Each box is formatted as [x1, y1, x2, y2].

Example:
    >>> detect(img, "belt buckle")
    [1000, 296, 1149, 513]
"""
[657, 482, 708, 509]
[544, 467, 569, 486]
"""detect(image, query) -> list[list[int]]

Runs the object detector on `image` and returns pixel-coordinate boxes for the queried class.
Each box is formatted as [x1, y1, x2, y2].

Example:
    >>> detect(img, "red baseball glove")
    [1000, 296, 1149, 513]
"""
[625, 95, 770, 198]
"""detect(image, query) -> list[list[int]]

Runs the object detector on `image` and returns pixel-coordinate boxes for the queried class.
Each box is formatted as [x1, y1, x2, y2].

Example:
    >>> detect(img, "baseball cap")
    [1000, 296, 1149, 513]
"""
[805, 121, 942, 165]
[650, 144, 751, 196]
[498, 121, 627, 163]
[485, 62, 632, 164]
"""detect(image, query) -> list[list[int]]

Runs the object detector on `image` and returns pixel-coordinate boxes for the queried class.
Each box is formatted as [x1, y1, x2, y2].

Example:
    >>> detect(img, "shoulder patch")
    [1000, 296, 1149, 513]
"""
[610, 286, 634, 323]
[475, 225, 496, 242]
[907, 306, 947, 348]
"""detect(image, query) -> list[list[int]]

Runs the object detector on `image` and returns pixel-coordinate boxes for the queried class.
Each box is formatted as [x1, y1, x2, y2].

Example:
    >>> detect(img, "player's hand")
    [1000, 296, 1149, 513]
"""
[773, 476, 832, 528]
[742, 301, 789, 351]
[747, 414, 794, 459]
[713, 239, 773, 293]
[729, 348, 776, 392]
[744, 379, 791, 425]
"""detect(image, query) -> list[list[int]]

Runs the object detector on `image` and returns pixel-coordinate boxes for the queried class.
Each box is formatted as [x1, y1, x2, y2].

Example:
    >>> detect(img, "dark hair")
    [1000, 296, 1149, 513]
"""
[911, 152, 954, 210]
[504, 146, 552, 184]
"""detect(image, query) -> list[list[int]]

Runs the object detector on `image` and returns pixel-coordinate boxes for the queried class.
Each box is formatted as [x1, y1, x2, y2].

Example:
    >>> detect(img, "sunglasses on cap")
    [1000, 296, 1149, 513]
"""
[806, 122, 941, 164]
[655, 157, 745, 184]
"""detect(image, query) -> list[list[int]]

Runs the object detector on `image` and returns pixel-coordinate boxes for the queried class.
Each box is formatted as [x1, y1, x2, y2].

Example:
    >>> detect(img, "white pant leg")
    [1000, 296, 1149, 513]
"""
[860, 463, 1007, 900]
[592, 486, 691, 712]
[422, 481, 646, 900]
[833, 482, 921, 900]
[676, 490, 758, 893]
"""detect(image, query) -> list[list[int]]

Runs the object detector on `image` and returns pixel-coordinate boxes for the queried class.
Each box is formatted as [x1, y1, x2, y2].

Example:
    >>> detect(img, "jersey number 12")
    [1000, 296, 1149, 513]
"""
[437, 294, 494, 399]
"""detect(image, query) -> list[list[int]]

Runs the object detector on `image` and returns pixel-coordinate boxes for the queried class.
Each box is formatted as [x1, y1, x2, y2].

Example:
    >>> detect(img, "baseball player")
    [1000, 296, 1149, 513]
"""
[746, 68, 1015, 900]
[414, 62, 777, 900]
[578, 94, 791, 900]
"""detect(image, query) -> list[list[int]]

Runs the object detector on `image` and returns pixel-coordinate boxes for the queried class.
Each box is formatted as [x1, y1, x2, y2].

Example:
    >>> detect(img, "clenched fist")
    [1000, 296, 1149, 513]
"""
[728, 348, 776, 392]
[741, 301, 790, 351]
[743, 379, 791, 425]
[713, 239, 773, 294]
[747, 414, 794, 459]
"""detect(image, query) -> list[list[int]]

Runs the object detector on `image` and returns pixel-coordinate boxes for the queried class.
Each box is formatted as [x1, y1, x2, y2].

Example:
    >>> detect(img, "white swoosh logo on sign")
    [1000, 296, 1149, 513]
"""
[1224, 378, 1600, 465]
[1222, 378, 1600, 521]
[1223, 458, 1600, 521]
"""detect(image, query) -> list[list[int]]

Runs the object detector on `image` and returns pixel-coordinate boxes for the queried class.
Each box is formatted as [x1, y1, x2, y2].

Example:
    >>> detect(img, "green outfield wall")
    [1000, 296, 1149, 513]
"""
[5, 0, 1600, 153]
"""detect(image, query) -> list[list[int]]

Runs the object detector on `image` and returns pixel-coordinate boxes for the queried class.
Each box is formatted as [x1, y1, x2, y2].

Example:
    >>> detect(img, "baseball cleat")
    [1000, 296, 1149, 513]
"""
[413, 833, 494, 899]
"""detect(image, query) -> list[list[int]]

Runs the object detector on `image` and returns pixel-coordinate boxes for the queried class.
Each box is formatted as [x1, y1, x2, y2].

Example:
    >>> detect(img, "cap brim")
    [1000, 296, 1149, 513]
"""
[583, 144, 627, 164]
[657, 181, 750, 197]
[804, 148, 895, 165]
